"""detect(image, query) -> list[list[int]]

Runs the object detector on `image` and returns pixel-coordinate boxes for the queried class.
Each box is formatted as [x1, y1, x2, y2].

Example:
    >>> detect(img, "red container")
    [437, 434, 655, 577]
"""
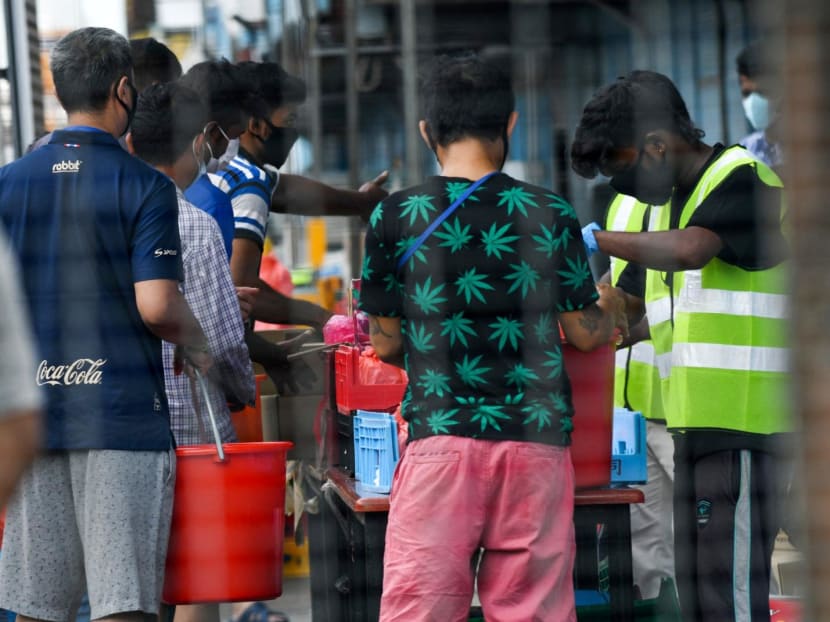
[334, 345, 407, 414]
[229, 374, 267, 442]
[563, 340, 615, 489]
[770, 597, 801, 622]
[163, 441, 293, 604]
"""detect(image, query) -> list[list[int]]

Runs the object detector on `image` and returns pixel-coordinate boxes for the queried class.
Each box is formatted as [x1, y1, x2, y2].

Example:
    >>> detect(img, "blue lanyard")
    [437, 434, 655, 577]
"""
[396, 171, 498, 273]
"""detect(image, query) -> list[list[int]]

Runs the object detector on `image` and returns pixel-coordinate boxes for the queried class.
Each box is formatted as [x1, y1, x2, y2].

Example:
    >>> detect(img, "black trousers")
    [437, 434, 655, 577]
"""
[673, 439, 783, 622]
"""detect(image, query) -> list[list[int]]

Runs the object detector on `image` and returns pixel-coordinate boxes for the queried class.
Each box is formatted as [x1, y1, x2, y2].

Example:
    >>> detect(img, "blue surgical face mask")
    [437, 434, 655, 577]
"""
[742, 92, 771, 131]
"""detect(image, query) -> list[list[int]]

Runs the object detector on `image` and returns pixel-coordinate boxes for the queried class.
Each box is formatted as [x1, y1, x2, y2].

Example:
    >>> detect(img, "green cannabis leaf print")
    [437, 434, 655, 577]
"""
[532, 222, 561, 257]
[505, 260, 541, 298]
[534, 312, 556, 345]
[546, 193, 577, 219]
[382, 273, 404, 295]
[481, 222, 519, 259]
[497, 186, 538, 216]
[396, 235, 428, 270]
[455, 268, 495, 304]
[411, 276, 447, 314]
[542, 347, 564, 379]
[504, 392, 525, 406]
[418, 369, 452, 398]
[488, 316, 525, 351]
[407, 321, 436, 353]
[558, 226, 573, 250]
[369, 202, 384, 229]
[361, 254, 373, 281]
[446, 181, 483, 203]
[505, 363, 540, 389]
[557, 255, 592, 289]
[400, 194, 437, 225]
[426, 408, 461, 434]
[457, 396, 511, 432]
[551, 392, 570, 414]
[440, 312, 477, 348]
[434, 217, 473, 253]
[455, 354, 492, 387]
[521, 400, 553, 431]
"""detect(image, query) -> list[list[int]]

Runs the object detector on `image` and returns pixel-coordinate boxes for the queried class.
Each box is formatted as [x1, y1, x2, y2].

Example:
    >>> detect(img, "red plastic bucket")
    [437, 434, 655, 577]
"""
[163, 441, 293, 604]
[563, 340, 615, 489]
[770, 596, 801, 622]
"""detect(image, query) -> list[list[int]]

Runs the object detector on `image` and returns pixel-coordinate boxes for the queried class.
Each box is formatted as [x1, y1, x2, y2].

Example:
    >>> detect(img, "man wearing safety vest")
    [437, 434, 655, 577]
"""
[603, 193, 676, 602]
[571, 70, 790, 622]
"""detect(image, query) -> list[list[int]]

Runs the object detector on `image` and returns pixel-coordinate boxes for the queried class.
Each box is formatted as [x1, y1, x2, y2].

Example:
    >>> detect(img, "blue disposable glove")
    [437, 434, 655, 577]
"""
[582, 222, 602, 257]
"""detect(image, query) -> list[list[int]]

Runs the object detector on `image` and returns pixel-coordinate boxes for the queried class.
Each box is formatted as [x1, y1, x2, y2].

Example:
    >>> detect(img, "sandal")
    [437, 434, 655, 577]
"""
[233, 601, 290, 622]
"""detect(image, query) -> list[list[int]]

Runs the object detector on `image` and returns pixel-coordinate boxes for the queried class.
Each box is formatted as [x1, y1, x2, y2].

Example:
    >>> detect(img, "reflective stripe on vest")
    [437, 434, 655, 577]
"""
[606, 194, 665, 420]
[663, 146, 790, 434]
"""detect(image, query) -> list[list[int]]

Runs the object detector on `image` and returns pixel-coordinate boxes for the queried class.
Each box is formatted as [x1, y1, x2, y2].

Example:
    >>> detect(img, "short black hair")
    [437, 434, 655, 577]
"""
[130, 37, 182, 92]
[50, 27, 132, 114]
[736, 41, 766, 80]
[131, 82, 209, 166]
[570, 70, 704, 179]
[179, 59, 251, 129]
[236, 61, 307, 118]
[419, 52, 515, 146]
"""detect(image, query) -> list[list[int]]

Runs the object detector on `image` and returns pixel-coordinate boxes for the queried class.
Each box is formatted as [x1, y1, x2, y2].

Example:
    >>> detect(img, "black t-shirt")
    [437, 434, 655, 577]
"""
[617, 144, 787, 298]
[360, 173, 599, 447]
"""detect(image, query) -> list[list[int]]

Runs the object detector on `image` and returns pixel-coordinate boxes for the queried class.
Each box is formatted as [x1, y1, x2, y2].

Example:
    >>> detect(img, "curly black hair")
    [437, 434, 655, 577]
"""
[420, 52, 515, 146]
[570, 70, 704, 179]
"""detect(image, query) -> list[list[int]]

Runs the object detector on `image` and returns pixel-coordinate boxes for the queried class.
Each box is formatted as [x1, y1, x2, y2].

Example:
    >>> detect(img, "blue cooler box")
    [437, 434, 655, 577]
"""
[610, 408, 647, 484]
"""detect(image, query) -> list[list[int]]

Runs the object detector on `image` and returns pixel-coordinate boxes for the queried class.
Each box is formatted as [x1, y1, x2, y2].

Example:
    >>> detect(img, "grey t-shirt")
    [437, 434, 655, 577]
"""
[0, 227, 42, 415]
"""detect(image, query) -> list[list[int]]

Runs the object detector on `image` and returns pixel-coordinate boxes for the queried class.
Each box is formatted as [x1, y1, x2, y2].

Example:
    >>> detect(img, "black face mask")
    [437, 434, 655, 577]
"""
[116, 80, 138, 138]
[609, 148, 674, 205]
[257, 120, 299, 168]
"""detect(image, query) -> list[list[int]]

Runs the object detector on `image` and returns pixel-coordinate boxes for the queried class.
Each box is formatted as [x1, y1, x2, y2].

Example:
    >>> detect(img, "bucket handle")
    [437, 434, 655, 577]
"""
[193, 368, 226, 462]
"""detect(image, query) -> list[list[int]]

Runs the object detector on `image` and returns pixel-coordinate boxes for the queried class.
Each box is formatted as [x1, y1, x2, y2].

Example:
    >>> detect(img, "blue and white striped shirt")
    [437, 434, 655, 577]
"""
[214, 150, 279, 249]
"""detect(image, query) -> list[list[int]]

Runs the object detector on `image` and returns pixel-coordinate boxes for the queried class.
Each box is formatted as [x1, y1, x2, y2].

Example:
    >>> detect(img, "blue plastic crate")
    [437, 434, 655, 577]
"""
[610, 408, 647, 484]
[353, 410, 399, 493]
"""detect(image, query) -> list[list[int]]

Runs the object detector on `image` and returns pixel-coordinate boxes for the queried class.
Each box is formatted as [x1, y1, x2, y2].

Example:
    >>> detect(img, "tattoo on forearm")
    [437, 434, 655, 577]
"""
[578, 304, 602, 334]
[369, 317, 395, 338]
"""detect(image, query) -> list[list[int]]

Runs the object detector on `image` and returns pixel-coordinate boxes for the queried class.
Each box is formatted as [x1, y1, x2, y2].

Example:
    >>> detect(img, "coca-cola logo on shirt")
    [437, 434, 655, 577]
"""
[36, 358, 106, 386]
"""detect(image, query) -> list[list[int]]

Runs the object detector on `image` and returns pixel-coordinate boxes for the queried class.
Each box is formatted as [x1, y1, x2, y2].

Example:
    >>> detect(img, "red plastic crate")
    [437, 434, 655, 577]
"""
[563, 339, 614, 489]
[334, 345, 407, 414]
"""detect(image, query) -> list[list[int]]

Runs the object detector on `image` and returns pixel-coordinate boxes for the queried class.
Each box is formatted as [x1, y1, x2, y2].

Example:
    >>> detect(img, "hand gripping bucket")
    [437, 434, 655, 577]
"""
[163, 370, 293, 604]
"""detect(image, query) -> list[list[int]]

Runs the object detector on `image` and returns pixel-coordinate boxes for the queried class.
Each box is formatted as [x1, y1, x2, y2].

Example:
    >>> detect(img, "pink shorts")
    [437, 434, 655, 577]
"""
[380, 435, 576, 622]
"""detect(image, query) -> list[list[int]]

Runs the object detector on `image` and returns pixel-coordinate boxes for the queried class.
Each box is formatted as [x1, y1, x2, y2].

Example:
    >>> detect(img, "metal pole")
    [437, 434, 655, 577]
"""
[400, 0, 421, 186]
[308, 0, 322, 181]
[344, 0, 359, 190]
[344, 0, 362, 284]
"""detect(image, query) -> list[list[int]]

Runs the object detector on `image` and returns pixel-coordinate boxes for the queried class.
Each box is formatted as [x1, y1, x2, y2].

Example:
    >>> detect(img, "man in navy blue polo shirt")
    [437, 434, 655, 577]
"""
[0, 27, 211, 622]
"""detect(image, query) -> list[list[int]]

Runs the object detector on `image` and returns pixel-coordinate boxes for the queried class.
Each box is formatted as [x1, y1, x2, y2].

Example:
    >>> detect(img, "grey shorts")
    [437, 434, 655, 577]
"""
[0, 448, 176, 621]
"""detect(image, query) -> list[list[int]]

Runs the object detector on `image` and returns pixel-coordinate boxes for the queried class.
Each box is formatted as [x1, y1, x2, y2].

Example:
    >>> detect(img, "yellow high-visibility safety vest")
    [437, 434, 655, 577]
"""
[643, 146, 790, 434]
[605, 194, 666, 422]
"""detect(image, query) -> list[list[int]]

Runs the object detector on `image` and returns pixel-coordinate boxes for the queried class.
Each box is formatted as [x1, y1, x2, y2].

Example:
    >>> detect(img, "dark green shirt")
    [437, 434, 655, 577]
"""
[360, 173, 598, 446]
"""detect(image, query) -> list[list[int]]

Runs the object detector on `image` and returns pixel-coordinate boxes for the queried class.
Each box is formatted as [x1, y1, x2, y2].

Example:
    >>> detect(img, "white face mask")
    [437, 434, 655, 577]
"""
[212, 137, 239, 171]
[205, 124, 237, 173]
[742, 92, 771, 131]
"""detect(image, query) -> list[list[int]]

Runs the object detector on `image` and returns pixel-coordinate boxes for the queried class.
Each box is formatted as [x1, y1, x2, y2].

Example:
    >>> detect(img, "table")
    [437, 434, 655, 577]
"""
[306, 467, 643, 622]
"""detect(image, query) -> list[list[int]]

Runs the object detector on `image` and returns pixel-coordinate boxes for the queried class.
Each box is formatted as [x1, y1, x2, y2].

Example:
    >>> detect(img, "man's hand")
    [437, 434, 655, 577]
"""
[236, 286, 259, 322]
[357, 170, 390, 221]
[174, 343, 214, 377]
[596, 283, 629, 343]
[263, 330, 319, 395]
